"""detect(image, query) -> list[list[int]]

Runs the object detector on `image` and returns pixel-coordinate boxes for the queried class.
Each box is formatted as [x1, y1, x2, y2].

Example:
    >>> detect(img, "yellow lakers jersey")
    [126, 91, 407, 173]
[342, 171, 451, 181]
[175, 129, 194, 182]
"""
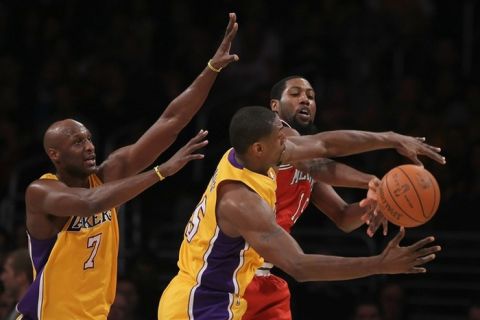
[158, 148, 277, 320]
[18, 173, 119, 320]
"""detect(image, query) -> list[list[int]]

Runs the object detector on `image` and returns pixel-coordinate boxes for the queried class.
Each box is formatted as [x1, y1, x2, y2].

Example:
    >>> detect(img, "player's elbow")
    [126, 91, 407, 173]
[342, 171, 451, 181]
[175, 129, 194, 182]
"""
[334, 219, 356, 233]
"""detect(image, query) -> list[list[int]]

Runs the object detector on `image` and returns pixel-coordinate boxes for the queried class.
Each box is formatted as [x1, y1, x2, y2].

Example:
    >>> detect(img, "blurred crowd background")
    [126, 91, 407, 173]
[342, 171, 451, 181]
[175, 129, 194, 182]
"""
[0, 0, 479, 319]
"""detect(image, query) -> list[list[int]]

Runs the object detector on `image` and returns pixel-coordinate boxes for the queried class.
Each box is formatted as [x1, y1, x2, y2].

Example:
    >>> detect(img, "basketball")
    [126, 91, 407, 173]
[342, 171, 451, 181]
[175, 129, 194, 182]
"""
[377, 164, 440, 227]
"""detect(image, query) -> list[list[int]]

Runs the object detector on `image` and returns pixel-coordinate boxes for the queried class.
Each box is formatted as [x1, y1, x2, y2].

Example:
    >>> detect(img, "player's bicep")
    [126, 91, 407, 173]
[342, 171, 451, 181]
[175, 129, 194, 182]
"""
[283, 136, 327, 164]
[26, 181, 89, 217]
[217, 188, 304, 273]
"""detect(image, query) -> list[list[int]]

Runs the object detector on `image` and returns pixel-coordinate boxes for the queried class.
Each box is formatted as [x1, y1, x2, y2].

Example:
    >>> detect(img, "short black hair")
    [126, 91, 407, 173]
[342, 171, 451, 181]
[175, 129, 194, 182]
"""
[229, 106, 276, 154]
[270, 75, 304, 100]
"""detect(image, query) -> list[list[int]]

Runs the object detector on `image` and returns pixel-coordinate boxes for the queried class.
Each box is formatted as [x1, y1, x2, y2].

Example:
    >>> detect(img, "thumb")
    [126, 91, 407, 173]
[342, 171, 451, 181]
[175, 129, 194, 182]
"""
[410, 154, 423, 166]
[390, 227, 405, 247]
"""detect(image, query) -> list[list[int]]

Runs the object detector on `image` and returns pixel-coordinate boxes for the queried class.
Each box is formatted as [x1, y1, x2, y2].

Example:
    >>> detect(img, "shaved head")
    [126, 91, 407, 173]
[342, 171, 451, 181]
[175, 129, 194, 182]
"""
[43, 119, 86, 153]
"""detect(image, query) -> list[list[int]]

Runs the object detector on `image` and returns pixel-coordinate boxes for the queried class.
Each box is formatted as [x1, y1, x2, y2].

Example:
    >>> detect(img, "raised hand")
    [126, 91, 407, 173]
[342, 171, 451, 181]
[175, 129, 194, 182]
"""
[359, 177, 388, 237]
[392, 134, 446, 166]
[209, 13, 239, 70]
[378, 227, 441, 274]
[157, 130, 208, 177]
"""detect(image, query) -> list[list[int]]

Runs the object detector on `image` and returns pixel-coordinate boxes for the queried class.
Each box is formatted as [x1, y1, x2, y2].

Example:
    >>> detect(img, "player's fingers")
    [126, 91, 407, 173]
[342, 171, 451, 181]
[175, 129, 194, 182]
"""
[408, 236, 436, 251]
[360, 212, 368, 222]
[226, 54, 240, 63]
[223, 22, 238, 46]
[183, 154, 205, 163]
[367, 220, 380, 237]
[414, 245, 442, 259]
[188, 140, 209, 153]
[408, 267, 427, 274]
[225, 13, 236, 35]
[422, 149, 446, 165]
[410, 154, 423, 166]
[369, 178, 381, 188]
[188, 130, 209, 144]
[382, 218, 388, 236]
[390, 227, 405, 247]
[414, 253, 437, 266]
[359, 198, 369, 208]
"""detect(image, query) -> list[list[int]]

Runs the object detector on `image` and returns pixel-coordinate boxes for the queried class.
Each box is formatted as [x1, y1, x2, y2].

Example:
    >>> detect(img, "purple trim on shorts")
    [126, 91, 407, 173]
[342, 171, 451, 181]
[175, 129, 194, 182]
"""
[192, 286, 232, 319]
[17, 234, 58, 320]
[192, 229, 245, 319]
[228, 149, 243, 169]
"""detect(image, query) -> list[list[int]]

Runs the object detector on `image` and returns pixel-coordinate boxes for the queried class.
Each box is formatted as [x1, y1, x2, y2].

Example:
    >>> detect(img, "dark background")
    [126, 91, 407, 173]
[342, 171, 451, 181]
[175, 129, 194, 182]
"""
[0, 1, 479, 319]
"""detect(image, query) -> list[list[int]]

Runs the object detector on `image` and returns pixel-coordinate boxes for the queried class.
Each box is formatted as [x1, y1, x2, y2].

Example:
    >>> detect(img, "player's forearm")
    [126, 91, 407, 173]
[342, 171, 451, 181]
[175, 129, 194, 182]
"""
[318, 130, 399, 156]
[286, 131, 399, 162]
[311, 191, 366, 233]
[159, 66, 219, 131]
[121, 66, 219, 174]
[336, 203, 368, 232]
[289, 254, 382, 282]
[78, 169, 161, 216]
[306, 159, 375, 189]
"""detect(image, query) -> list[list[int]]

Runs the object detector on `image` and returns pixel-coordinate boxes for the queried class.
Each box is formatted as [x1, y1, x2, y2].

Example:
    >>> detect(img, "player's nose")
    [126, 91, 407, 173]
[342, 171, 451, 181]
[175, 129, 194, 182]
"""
[85, 139, 95, 152]
[299, 92, 310, 105]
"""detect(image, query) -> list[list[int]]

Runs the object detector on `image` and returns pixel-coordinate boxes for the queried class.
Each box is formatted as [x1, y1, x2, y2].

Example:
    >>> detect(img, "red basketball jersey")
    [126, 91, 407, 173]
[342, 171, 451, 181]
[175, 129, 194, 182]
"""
[275, 164, 314, 233]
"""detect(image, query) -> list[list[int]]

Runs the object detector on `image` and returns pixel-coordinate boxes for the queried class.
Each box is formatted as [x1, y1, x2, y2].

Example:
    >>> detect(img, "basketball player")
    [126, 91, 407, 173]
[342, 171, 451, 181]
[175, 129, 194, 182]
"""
[243, 76, 396, 320]
[157, 106, 442, 320]
[243, 76, 447, 320]
[16, 13, 239, 320]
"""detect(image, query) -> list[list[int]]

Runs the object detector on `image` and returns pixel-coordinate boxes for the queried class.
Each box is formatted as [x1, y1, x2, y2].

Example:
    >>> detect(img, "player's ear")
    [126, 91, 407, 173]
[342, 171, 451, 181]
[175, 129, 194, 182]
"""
[250, 142, 264, 157]
[270, 99, 279, 112]
[47, 148, 59, 161]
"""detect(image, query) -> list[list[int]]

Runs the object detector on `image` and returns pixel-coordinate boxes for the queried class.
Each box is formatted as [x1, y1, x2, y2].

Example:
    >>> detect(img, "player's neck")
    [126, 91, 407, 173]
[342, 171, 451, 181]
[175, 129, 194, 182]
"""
[233, 153, 270, 176]
[55, 171, 90, 188]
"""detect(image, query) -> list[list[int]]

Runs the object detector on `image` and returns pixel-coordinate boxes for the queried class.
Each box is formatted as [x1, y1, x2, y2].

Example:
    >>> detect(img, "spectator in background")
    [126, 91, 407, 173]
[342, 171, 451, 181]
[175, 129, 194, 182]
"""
[351, 297, 382, 320]
[107, 294, 128, 320]
[468, 297, 480, 320]
[0, 292, 15, 320]
[113, 277, 140, 320]
[378, 280, 408, 320]
[0, 249, 32, 320]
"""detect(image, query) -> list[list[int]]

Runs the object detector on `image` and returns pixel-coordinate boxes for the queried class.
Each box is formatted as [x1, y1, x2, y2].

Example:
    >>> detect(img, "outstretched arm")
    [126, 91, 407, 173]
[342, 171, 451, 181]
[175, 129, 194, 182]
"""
[303, 167, 387, 236]
[27, 131, 207, 219]
[99, 13, 239, 182]
[216, 182, 441, 282]
[283, 130, 445, 166]
[310, 182, 368, 233]
[294, 158, 375, 189]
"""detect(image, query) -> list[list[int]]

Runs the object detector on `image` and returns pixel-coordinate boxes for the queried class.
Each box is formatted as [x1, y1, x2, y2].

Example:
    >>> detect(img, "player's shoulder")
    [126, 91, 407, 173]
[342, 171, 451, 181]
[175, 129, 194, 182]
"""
[217, 180, 262, 212]
[26, 177, 65, 199]
[282, 126, 300, 138]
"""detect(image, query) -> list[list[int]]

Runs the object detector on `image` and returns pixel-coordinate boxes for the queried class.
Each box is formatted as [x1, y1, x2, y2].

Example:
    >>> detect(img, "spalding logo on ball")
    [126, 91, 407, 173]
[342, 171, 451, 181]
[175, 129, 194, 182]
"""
[378, 164, 440, 227]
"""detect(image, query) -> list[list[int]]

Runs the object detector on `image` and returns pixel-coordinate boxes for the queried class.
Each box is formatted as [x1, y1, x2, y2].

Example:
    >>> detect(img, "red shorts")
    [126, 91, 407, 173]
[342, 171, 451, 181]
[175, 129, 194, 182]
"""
[242, 274, 291, 320]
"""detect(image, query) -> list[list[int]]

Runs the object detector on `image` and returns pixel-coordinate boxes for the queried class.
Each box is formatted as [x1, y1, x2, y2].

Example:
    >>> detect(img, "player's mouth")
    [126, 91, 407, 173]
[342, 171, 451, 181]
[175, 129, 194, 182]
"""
[297, 107, 311, 122]
[85, 155, 96, 167]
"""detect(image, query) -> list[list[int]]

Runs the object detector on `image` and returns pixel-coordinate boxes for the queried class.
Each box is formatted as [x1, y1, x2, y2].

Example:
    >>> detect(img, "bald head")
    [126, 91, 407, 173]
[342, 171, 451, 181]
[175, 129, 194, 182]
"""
[43, 119, 86, 153]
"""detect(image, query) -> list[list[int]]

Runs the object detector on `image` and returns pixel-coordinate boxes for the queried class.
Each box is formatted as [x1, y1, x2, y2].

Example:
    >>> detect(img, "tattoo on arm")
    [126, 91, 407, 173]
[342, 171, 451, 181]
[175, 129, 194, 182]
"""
[308, 158, 334, 175]
[260, 225, 284, 243]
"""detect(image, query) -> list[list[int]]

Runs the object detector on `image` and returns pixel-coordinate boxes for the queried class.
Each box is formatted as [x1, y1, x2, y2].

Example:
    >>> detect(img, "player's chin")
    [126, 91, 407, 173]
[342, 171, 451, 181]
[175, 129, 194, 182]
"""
[84, 163, 97, 174]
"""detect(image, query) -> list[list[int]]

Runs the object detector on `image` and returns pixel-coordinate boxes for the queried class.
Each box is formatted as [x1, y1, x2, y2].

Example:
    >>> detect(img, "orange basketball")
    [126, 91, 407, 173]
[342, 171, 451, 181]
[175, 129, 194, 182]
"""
[377, 164, 440, 227]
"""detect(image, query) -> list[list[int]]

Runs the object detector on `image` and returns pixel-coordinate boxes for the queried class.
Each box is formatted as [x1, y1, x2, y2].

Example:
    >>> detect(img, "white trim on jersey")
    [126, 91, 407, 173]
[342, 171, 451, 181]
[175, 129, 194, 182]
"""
[37, 272, 44, 320]
[278, 164, 293, 170]
[228, 241, 249, 317]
